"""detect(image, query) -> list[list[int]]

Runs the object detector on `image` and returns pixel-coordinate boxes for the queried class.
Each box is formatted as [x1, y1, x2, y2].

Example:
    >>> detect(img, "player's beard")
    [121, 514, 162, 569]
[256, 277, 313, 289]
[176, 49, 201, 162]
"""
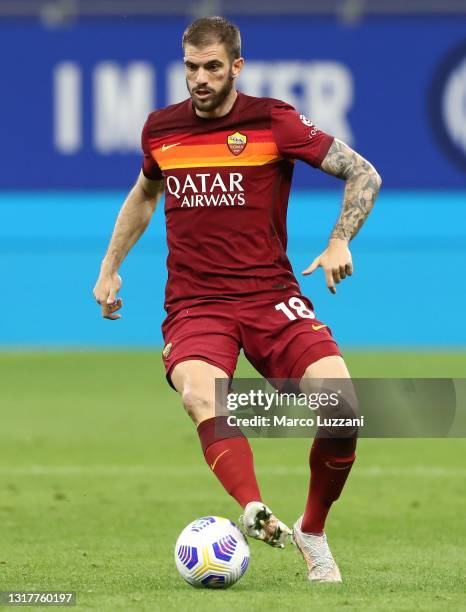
[189, 70, 235, 113]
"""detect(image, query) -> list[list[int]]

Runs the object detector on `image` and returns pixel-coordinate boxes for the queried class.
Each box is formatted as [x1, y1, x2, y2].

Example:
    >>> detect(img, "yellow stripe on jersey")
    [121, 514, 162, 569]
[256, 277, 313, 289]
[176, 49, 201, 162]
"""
[152, 142, 282, 171]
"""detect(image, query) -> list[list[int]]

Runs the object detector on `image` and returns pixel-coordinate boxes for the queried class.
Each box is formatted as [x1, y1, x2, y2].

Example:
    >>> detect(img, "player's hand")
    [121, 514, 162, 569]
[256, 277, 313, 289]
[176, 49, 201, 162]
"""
[302, 238, 353, 294]
[93, 272, 123, 320]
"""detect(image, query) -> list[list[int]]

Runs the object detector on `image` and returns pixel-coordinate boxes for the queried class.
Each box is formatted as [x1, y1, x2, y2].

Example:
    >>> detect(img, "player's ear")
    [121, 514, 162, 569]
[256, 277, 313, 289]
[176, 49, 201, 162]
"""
[231, 57, 244, 79]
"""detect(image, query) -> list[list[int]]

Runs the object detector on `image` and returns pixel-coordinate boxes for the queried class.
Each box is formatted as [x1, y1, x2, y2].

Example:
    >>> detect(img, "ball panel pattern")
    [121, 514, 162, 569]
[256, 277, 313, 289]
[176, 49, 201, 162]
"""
[212, 535, 237, 562]
[190, 516, 216, 532]
[177, 545, 198, 570]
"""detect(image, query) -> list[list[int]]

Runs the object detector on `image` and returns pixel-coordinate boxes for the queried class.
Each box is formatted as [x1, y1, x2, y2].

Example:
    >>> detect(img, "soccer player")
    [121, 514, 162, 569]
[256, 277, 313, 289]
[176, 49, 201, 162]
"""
[93, 17, 381, 583]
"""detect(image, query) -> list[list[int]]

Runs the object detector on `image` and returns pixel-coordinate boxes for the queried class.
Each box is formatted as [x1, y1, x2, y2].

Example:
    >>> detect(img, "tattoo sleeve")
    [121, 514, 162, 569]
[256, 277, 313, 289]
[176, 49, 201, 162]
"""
[320, 138, 382, 242]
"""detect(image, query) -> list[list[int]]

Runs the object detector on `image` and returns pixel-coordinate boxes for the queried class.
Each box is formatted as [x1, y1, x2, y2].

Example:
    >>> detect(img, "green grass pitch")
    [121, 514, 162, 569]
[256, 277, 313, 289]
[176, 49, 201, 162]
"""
[1, 351, 465, 611]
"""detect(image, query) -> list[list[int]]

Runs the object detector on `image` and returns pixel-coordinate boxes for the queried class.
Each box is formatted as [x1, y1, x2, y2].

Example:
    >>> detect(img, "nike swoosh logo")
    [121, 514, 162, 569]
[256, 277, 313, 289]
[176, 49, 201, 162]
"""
[312, 324, 326, 331]
[325, 461, 352, 471]
[210, 449, 230, 470]
[161, 142, 181, 151]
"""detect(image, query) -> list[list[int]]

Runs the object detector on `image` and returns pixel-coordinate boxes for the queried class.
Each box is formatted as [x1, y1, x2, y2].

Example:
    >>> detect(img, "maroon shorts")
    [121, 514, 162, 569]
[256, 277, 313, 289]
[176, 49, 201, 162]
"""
[161, 294, 341, 388]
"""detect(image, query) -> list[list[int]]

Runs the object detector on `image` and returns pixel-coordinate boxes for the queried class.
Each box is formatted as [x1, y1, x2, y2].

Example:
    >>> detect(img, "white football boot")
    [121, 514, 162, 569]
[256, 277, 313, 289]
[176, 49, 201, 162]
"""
[292, 516, 342, 582]
[239, 501, 292, 548]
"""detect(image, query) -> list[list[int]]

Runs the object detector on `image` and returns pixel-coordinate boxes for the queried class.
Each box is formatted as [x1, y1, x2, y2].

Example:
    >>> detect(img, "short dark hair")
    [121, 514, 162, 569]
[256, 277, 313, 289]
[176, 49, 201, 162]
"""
[182, 16, 241, 62]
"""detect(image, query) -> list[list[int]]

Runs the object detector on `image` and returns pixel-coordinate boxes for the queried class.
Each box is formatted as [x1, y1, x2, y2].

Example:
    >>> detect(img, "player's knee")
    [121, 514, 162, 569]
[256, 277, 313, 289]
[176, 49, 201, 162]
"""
[181, 388, 215, 424]
[318, 391, 359, 439]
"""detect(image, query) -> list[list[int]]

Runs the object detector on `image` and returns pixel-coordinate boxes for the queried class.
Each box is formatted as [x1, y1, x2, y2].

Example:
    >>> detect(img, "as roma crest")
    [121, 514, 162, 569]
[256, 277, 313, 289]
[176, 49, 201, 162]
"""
[227, 131, 247, 156]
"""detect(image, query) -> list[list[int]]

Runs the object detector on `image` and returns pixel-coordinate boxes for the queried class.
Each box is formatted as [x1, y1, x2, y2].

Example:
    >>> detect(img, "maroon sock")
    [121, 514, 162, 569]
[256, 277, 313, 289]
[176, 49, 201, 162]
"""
[301, 437, 356, 534]
[197, 417, 262, 509]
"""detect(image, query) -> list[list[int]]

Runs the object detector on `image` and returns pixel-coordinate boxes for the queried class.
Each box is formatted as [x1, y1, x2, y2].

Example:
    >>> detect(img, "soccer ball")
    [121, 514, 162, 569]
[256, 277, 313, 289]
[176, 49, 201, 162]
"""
[174, 516, 250, 588]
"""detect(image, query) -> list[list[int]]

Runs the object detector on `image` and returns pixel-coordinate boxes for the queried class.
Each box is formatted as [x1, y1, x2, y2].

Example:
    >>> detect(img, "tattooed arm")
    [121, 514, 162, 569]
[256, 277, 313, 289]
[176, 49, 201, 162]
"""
[321, 138, 381, 241]
[303, 139, 382, 294]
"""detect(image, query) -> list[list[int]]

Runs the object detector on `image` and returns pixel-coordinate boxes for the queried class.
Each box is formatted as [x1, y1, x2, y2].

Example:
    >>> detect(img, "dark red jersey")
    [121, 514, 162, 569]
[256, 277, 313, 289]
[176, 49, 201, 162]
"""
[141, 92, 334, 314]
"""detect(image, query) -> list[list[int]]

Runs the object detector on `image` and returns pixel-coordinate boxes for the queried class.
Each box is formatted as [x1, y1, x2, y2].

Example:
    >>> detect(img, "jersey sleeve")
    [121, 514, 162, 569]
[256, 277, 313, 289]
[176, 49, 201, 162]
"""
[271, 103, 334, 168]
[141, 117, 163, 180]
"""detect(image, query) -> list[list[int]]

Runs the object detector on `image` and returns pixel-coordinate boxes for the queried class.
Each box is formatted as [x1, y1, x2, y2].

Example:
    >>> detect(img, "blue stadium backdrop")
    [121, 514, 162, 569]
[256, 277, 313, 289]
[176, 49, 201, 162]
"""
[1, 15, 465, 346]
